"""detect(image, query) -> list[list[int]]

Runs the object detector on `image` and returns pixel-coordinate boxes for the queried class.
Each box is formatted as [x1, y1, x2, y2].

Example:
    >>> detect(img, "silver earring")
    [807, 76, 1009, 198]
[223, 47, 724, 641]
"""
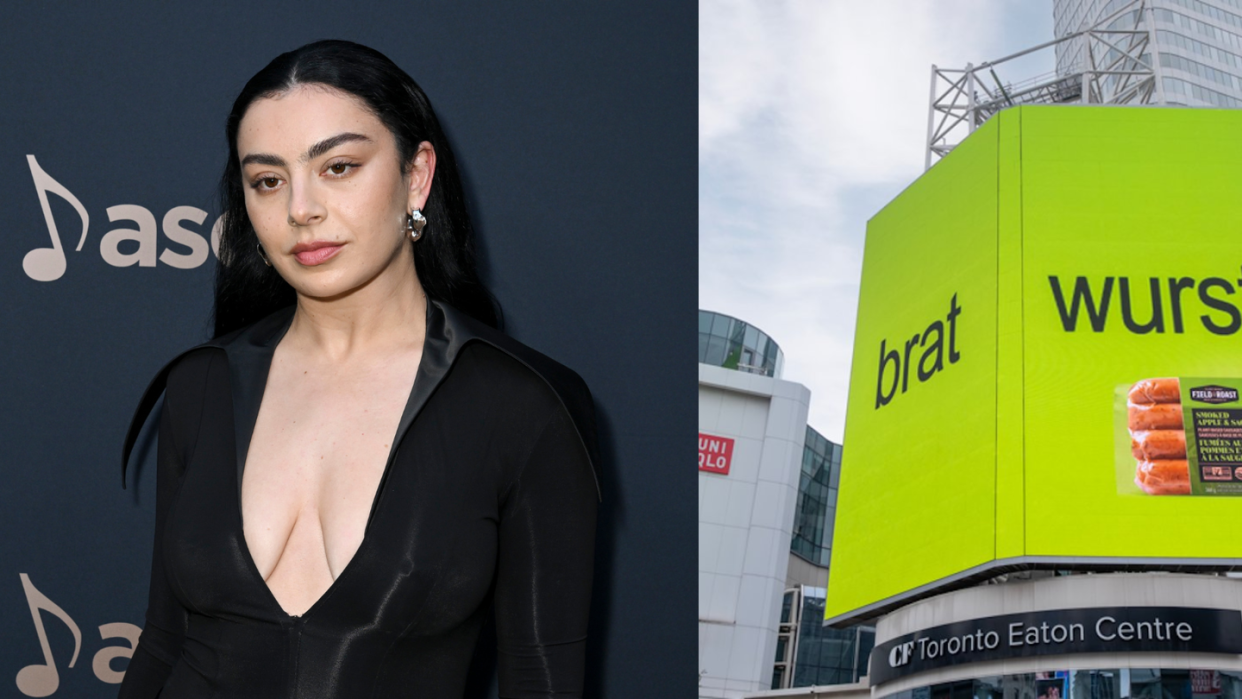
[406, 208, 427, 241]
[257, 244, 271, 267]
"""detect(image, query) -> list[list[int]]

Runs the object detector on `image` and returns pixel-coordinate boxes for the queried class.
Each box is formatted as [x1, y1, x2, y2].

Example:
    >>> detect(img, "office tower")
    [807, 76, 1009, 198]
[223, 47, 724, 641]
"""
[1055, 0, 1242, 107]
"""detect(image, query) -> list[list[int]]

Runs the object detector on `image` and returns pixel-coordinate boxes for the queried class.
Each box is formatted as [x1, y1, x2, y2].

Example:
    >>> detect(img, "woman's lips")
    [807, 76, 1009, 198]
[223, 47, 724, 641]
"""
[293, 243, 344, 266]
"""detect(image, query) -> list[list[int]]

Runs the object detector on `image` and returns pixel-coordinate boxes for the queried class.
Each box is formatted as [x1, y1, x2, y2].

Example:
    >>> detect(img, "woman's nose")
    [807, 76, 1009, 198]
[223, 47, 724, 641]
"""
[287, 177, 327, 227]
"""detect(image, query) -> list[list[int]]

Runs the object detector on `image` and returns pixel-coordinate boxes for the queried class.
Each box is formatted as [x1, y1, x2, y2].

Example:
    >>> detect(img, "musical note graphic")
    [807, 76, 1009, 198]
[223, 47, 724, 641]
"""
[23, 155, 90, 282]
[15, 573, 81, 698]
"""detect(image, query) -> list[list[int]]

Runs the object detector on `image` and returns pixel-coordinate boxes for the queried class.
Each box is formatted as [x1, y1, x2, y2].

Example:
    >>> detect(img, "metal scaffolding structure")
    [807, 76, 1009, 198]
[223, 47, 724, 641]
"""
[926, 0, 1164, 170]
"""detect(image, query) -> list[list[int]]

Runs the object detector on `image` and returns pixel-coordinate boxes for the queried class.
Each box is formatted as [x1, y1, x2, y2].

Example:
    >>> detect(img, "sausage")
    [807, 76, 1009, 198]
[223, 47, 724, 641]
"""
[1128, 379, 1189, 495]
[1135, 459, 1190, 495]
[1128, 378, 1181, 404]
[1130, 430, 1187, 461]
[1136, 476, 1191, 495]
[1128, 403, 1184, 431]
[1136, 459, 1189, 482]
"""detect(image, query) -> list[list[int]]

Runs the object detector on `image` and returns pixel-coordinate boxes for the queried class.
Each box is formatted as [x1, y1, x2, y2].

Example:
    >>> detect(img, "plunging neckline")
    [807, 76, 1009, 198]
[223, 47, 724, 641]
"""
[232, 308, 429, 622]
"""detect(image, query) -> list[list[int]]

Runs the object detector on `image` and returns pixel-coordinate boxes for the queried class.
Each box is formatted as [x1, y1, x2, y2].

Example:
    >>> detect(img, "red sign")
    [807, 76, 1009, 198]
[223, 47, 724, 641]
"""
[698, 433, 734, 475]
[1192, 670, 1220, 695]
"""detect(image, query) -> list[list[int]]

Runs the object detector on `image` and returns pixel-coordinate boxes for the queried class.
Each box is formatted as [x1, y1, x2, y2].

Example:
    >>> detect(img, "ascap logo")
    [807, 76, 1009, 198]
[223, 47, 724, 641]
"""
[14, 573, 140, 697]
[22, 155, 224, 282]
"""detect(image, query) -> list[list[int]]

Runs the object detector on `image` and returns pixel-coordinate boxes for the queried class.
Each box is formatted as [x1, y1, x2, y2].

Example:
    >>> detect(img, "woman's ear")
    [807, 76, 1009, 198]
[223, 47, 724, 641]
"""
[408, 141, 437, 212]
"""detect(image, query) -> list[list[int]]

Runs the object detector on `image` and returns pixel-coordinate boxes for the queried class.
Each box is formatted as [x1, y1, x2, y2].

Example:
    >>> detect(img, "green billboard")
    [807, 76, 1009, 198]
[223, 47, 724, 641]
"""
[826, 106, 1242, 625]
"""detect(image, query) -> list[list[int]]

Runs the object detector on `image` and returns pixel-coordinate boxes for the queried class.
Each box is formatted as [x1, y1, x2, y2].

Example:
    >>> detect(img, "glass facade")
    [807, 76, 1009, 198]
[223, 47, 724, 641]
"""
[884, 669, 1242, 699]
[775, 430, 855, 688]
[698, 310, 785, 378]
[791, 426, 841, 568]
[1054, 0, 1242, 108]
[773, 586, 874, 689]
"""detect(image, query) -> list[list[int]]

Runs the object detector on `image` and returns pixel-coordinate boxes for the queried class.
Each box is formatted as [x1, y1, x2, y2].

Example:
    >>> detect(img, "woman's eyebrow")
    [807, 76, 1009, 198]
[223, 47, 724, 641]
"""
[241, 132, 374, 168]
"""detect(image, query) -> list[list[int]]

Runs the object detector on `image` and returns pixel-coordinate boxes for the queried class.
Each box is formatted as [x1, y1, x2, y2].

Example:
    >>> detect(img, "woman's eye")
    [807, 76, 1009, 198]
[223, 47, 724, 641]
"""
[249, 163, 354, 192]
[250, 176, 281, 191]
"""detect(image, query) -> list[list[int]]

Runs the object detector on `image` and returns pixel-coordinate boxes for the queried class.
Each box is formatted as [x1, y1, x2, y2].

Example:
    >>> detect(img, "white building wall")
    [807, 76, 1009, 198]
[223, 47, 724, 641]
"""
[700, 363, 812, 698]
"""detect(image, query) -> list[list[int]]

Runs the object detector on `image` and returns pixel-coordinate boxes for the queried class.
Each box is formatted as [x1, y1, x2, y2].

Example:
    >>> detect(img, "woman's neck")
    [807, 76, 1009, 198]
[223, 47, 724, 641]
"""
[285, 260, 428, 362]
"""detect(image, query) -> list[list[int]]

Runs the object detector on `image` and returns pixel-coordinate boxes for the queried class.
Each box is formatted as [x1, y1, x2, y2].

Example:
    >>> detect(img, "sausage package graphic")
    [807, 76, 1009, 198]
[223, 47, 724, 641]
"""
[826, 106, 1242, 625]
[1117, 378, 1242, 496]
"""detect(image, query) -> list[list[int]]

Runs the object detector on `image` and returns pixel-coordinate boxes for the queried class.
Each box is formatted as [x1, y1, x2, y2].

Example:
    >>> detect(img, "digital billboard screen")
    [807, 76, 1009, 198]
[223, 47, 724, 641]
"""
[826, 106, 1242, 625]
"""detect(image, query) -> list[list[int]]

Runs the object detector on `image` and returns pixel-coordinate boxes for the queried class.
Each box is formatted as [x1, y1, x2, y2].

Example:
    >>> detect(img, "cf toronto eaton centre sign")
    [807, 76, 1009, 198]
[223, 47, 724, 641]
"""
[870, 607, 1242, 684]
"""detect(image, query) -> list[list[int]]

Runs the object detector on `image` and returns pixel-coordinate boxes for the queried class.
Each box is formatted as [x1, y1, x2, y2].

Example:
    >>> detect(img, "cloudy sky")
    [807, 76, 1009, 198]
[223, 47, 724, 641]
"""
[700, 1, 1053, 441]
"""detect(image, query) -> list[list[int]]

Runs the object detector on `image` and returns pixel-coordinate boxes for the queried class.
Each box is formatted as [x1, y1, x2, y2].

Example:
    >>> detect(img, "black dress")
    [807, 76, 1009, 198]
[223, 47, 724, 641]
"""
[116, 299, 601, 699]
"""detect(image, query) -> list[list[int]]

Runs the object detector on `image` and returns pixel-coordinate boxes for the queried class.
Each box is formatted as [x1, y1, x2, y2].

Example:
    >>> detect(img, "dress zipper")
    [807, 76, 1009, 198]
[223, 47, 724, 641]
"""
[288, 615, 305, 699]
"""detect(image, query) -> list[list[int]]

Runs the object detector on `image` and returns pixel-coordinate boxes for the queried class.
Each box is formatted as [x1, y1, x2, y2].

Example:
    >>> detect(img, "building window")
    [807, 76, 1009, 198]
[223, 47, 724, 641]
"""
[883, 668, 1242, 699]
[697, 310, 786, 378]
[792, 425, 840, 567]
[773, 586, 874, 689]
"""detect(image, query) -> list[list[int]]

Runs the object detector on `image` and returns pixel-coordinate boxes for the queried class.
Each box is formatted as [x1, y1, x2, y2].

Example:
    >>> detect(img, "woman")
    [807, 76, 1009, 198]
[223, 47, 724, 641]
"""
[117, 39, 601, 699]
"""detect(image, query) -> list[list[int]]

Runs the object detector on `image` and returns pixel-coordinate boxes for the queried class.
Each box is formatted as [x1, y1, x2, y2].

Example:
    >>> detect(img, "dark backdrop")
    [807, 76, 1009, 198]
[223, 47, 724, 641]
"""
[0, 3, 695, 697]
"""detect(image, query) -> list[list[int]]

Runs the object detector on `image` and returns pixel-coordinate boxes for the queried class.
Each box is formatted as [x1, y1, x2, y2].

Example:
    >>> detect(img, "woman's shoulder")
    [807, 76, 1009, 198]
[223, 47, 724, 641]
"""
[461, 331, 586, 387]
[163, 346, 226, 410]
[157, 306, 292, 406]
[437, 302, 601, 498]
[453, 341, 578, 422]
[141, 346, 226, 437]
[164, 345, 221, 383]
[438, 301, 593, 399]
[120, 339, 234, 486]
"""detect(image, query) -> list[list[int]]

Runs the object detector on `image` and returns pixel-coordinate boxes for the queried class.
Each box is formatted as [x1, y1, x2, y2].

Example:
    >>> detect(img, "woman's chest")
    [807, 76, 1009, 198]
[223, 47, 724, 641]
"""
[239, 352, 419, 602]
[163, 380, 514, 635]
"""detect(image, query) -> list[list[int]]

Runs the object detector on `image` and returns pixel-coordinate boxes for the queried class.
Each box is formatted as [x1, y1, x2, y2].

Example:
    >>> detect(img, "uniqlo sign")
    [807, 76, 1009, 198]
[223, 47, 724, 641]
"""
[1192, 670, 1221, 695]
[698, 433, 734, 475]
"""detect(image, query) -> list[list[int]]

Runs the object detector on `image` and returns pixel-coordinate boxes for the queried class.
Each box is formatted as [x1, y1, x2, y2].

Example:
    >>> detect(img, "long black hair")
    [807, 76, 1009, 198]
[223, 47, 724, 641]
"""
[212, 39, 498, 337]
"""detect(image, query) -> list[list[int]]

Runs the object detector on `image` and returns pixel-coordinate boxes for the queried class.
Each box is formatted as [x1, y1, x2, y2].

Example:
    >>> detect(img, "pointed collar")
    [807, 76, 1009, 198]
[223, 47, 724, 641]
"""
[122, 299, 602, 502]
